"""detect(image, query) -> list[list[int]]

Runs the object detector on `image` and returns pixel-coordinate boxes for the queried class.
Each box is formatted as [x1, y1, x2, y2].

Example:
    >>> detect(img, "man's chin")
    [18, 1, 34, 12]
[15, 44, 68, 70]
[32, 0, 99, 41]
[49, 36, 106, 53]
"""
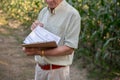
[48, 5, 56, 9]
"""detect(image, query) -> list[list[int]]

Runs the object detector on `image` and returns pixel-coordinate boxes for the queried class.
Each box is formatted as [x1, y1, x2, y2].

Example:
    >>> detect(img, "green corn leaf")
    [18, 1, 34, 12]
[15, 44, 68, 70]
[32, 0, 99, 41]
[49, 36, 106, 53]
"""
[102, 37, 116, 51]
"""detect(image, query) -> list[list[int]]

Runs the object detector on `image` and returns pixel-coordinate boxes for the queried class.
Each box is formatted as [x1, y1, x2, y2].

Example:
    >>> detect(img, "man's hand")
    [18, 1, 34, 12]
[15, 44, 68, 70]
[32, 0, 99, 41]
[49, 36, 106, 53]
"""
[31, 20, 44, 30]
[22, 47, 39, 56]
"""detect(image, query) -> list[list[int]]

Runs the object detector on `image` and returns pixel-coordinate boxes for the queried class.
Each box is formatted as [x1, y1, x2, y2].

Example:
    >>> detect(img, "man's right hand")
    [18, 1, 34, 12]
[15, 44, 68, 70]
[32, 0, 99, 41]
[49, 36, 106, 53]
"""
[31, 20, 44, 30]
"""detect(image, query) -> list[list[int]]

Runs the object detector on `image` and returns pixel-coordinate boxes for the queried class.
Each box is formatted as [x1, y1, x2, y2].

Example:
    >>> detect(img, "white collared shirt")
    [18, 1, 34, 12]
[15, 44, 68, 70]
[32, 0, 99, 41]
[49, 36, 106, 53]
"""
[35, 0, 81, 65]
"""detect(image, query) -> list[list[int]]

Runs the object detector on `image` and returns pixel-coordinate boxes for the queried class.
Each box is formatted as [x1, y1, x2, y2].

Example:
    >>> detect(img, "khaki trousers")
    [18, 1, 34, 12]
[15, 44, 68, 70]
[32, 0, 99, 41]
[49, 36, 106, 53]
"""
[35, 64, 70, 80]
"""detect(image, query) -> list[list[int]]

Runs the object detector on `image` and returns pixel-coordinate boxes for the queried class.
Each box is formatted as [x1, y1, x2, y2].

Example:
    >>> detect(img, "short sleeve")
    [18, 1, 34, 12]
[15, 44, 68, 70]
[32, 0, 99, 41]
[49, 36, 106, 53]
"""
[64, 13, 81, 49]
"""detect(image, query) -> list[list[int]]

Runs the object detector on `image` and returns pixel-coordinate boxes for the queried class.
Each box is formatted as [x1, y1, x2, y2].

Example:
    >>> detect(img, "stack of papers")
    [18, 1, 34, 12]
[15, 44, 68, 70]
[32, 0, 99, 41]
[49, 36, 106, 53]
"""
[22, 26, 60, 48]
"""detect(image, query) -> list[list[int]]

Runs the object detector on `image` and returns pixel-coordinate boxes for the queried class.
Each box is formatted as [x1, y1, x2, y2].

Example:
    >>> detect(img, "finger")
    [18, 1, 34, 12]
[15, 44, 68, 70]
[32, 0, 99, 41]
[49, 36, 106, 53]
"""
[31, 22, 37, 30]
[34, 20, 44, 27]
[22, 47, 25, 51]
[26, 52, 34, 56]
[31, 25, 34, 30]
[25, 48, 32, 52]
[38, 23, 44, 27]
[25, 48, 37, 52]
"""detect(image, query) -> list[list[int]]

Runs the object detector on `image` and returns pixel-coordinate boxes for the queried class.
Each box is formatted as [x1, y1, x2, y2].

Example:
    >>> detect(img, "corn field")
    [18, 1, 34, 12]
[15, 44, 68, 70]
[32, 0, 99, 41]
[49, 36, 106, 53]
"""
[0, 0, 120, 79]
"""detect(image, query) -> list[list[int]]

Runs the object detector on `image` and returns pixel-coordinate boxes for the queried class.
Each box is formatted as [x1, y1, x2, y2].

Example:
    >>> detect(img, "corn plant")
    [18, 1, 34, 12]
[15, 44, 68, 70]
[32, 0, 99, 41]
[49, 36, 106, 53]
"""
[67, 0, 120, 79]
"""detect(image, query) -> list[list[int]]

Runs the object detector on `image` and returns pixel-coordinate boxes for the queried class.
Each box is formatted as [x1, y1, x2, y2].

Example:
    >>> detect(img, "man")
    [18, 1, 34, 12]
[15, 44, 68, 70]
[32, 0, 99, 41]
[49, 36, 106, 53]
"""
[23, 0, 81, 80]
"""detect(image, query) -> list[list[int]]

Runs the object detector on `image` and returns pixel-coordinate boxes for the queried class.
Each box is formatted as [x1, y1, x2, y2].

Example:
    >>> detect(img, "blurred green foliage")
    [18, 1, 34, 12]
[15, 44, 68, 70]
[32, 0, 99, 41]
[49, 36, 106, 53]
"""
[0, 0, 45, 25]
[67, 0, 120, 79]
[0, 0, 120, 79]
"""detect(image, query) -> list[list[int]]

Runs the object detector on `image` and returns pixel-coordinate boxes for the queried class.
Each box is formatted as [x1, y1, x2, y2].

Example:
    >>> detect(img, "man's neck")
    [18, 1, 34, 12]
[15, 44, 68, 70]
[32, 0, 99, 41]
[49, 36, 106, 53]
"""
[49, 8, 55, 14]
[50, 8, 54, 12]
[49, 0, 63, 14]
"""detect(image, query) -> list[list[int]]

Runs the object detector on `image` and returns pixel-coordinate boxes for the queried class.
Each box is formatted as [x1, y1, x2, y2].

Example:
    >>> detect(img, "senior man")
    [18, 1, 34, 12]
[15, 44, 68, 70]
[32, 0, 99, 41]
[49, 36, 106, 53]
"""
[23, 0, 81, 80]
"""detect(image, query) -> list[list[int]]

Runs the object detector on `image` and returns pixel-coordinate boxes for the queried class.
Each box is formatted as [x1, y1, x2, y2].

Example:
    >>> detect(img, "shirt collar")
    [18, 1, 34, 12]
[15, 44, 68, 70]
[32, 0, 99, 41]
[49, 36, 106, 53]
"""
[47, 0, 66, 15]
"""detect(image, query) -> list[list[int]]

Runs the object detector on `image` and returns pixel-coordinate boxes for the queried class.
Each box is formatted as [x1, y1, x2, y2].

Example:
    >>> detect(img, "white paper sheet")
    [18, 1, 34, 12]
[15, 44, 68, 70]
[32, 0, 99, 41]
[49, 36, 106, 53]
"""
[23, 26, 60, 44]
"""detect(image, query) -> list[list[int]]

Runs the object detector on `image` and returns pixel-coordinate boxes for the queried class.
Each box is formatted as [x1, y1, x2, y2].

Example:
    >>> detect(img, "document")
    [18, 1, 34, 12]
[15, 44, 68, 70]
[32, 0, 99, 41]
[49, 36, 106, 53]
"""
[23, 26, 60, 48]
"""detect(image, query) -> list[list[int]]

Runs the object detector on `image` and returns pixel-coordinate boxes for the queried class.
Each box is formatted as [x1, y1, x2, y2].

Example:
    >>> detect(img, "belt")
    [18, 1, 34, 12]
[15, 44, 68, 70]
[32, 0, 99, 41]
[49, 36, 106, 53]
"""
[38, 64, 65, 70]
